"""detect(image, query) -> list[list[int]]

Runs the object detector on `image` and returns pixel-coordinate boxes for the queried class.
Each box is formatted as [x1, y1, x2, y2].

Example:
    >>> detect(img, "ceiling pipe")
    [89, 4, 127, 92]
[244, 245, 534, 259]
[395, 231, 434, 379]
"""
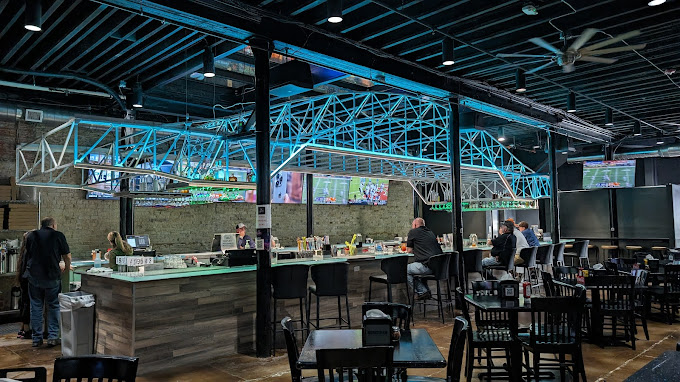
[0, 66, 126, 113]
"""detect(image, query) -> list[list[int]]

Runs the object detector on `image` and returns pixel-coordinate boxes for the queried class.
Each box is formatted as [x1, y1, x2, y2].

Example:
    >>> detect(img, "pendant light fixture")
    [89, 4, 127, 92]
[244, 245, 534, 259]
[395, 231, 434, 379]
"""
[203, 47, 215, 78]
[633, 121, 642, 136]
[566, 91, 576, 113]
[498, 127, 506, 142]
[132, 83, 143, 108]
[24, 0, 42, 32]
[441, 37, 455, 66]
[327, 0, 343, 23]
[656, 131, 664, 145]
[604, 107, 613, 126]
[515, 69, 526, 92]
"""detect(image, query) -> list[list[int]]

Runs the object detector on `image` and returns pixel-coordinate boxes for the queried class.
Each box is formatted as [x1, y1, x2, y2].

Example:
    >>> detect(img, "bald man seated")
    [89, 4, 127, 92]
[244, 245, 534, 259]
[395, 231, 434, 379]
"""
[406, 217, 443, 300]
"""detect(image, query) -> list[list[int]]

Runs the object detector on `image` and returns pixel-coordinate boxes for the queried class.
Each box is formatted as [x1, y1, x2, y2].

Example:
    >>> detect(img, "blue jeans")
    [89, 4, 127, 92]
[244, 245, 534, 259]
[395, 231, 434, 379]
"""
[29, 280, 61, 342]
[407, 262, 433, 295]
[482, 256, 502, 267]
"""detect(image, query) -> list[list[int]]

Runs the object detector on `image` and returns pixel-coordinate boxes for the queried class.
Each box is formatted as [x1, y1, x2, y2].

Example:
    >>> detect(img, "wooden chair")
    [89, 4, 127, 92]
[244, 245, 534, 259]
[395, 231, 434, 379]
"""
[586, 275, 637, 349]
[406, 316, 468, 382]
[53, 356, 138, 382]
[316, 346, 393, 382]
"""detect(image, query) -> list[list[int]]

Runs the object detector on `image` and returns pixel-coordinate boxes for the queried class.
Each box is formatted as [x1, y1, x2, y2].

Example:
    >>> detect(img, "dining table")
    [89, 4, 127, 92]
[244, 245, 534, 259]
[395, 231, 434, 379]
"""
[297, 328, 446, 375]
[624, 350, 680, 381]
[464, 294, 531, 381]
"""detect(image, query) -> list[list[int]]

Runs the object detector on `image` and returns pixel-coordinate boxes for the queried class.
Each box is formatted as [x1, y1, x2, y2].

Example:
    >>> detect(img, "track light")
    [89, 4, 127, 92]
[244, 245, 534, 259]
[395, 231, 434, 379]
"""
[327, 0, 343, 23]
[648, 0, 666, 6]
[633, 121, 642, 136]
[656, 131, 664, 145]
[604, 108, 613, 126]
[566, 91, 576, 113]
[132, 83, 143, 108]
[203, 47, 215, 78]
[24, 0, 42, 32]
[515, 69, 526, 92]
[498, 127, 506, 142]
[441, 37, 455, 66]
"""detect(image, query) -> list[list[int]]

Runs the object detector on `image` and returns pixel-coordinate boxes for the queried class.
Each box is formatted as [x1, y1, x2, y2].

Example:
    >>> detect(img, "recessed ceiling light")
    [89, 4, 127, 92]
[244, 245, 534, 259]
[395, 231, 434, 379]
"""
[648, 0, 666, 6]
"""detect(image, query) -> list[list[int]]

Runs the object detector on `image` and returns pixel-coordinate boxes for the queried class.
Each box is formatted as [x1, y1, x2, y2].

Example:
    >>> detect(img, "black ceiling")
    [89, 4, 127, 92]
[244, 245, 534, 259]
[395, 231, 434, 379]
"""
[0, 0, 679, 151]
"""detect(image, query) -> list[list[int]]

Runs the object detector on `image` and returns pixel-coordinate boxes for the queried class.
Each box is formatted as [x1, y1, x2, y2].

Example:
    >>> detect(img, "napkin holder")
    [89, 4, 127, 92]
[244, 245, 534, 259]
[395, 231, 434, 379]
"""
[498, 280, 520, 300]
[362, 309, 392, 346]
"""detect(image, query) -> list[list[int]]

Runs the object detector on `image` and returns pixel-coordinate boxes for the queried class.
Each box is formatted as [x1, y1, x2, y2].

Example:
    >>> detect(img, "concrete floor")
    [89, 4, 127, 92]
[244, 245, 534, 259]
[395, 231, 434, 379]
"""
[1, 312, 678, 381]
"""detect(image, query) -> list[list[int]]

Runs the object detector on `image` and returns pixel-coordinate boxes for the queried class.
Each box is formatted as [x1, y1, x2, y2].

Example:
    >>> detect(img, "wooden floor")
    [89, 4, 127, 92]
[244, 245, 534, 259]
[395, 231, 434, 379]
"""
[1, 310, 679, 382]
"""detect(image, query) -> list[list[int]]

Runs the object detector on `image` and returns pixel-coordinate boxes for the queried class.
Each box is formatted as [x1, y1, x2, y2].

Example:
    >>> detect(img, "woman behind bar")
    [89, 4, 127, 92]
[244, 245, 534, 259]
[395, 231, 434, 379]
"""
[16, 231, 33, 339]
[106, 231, 133, 271]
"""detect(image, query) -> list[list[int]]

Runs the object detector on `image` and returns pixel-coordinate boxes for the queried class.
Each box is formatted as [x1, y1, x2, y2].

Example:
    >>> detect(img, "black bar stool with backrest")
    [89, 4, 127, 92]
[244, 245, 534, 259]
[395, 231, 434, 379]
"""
[588, 243, 600, 264]
[445, 251, 460, 314]
[462, 249, 484, 293]
[485, 250, 516, 280]
[519, 247, 539, 292]
[564, 240, 590, 268]
[307, 262, 351, 331]
[412, 253, 450, 323]
[553, 242, 566, 267]
[536, 244, 554, 273]
[553, 266, 579, 285]
[271, 264, 309, 356]
[368, 255, 410, 305]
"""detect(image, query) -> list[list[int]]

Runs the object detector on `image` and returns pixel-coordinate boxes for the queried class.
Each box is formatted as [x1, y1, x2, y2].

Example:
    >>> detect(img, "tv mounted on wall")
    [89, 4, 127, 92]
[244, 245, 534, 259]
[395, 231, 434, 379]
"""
[582, 160, 636, 189]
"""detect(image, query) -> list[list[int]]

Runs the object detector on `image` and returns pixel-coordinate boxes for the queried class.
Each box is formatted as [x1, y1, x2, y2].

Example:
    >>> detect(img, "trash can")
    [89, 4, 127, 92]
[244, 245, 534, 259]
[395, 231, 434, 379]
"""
[58, 291, 95, 356]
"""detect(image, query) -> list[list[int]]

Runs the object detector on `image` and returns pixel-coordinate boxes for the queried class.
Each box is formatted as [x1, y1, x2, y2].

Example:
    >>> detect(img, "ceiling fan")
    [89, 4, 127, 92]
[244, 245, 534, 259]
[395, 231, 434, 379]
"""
[497, 28, 646, 73]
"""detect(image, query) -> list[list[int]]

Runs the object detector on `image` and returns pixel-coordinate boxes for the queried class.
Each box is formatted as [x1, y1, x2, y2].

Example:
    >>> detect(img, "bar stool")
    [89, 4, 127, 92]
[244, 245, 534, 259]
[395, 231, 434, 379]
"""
[601, 245, 619, 259]
[536, 244, 554, 272]
[652, 246, 667, 259]
[462, 249, 484, 293]
[588, 244, 600, 264]
[519, 247, 539, 292]
[626, 245, 643, 258]
[368, 255, 410, 305]
[564, 240, 590, 268]
[271, 264, 309, 356]
[412, 253, 450, 324]
[307, 262, 351, 331]
[553, 242, 566, 267]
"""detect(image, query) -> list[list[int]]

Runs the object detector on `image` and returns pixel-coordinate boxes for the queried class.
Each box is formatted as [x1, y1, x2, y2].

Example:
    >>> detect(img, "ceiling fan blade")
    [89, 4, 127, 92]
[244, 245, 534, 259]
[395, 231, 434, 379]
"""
[578, 56, 618, 64]
[569, 28, 598, 51]
[525, 61, 554, 74]
[496, 53, 553, 58]
[581, 30, 641, 52]
[529, 37, 562, 54]
[585, 44, 646, 56]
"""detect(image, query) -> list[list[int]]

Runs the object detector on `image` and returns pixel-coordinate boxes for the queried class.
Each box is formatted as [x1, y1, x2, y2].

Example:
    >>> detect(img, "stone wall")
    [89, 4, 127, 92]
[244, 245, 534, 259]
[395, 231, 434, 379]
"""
[1, 110, 414, 258]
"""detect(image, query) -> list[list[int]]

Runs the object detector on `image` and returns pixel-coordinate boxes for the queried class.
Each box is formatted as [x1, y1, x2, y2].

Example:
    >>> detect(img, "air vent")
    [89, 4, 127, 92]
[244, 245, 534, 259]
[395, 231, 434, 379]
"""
[25, 109, 43, 123]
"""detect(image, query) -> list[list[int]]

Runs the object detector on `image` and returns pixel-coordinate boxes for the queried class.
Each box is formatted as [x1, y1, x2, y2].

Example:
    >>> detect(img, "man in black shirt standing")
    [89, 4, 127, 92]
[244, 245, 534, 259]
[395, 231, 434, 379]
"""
[24, 217, 71, 347]
[406, 218, 442, 300]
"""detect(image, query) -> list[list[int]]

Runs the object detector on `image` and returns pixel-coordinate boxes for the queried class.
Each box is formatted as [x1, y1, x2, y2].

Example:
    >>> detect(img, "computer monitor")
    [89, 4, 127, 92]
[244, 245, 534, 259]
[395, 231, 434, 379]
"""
[126, 235, 150, 249]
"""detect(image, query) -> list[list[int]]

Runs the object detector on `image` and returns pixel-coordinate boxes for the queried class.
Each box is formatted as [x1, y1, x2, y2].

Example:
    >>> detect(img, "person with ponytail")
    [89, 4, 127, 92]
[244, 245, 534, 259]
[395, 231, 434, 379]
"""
[106, 231, 133, 271]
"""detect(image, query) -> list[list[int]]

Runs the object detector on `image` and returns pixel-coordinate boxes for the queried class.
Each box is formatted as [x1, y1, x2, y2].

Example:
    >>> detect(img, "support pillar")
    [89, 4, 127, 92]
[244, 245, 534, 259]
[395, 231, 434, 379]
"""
[548, 131, 560, 243]
[252, 38, 272, 358]
[605, 145, 618, 243]
[306, 173, 313, 236]
[450, 101, 463, 254]
[118, 126, 134, 236]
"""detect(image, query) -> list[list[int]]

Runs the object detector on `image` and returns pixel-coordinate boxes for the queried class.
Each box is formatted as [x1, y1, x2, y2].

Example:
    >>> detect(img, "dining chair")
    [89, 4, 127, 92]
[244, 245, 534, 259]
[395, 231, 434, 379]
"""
[520, 292, 587, 382]
[405, 316, 468, 382]
[457, 285, 514, 382]
[282, 317, 326, 382]
[647, 264, 680, 324]
[316, 346, 393, 382]
[586, 275, 637, 349]
[52, 355, 139, 382]
[553, 266, 579, 285]
[542, 271, 556, 297]
[631, 269, 650, 340]
[0, 367, 46, 382]
[361, 302, 412, 330]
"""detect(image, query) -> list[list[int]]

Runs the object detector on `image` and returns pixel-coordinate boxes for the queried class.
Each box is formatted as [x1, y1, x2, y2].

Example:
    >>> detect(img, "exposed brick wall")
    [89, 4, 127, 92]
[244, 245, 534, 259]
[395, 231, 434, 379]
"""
[2, 110, 414, 258]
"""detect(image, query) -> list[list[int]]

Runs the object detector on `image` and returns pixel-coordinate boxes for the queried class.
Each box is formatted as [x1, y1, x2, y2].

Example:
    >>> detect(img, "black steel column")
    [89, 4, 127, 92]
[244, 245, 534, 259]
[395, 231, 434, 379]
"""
[450, 101, 463, 255]
[252, 38, 272, 358]
[306, 173, 313, 236]
[604, 145, 618, 243]
[548, 131, 560, 243]
[118, 126, 134, 236]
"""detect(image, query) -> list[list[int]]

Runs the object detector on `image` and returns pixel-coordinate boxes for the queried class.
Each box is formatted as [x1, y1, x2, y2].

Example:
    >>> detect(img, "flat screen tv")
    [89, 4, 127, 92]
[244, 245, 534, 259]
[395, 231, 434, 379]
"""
[348, 177, 389, 205]
[312, 175, 350, 204]
[582, 160, 636, 189]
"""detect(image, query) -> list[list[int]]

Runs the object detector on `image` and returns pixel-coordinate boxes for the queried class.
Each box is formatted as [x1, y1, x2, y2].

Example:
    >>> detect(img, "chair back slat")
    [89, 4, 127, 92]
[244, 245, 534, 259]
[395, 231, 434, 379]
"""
[52, 356, 138, 382]
[316, 347, 393, 382]
[361, 302, 412, 330]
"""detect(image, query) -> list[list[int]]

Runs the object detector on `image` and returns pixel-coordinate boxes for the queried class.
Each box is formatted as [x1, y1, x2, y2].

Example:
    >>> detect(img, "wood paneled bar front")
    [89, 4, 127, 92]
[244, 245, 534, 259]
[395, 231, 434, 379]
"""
[78, 255, 413, 374]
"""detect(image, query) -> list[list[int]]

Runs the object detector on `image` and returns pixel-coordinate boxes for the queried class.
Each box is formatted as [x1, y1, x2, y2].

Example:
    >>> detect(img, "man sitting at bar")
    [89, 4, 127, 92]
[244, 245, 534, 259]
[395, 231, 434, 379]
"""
[482, 221, 517, 272]
[406, 217, 442, 300]
[236, 223, 255, 249]
[518, 221, 540, 247]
